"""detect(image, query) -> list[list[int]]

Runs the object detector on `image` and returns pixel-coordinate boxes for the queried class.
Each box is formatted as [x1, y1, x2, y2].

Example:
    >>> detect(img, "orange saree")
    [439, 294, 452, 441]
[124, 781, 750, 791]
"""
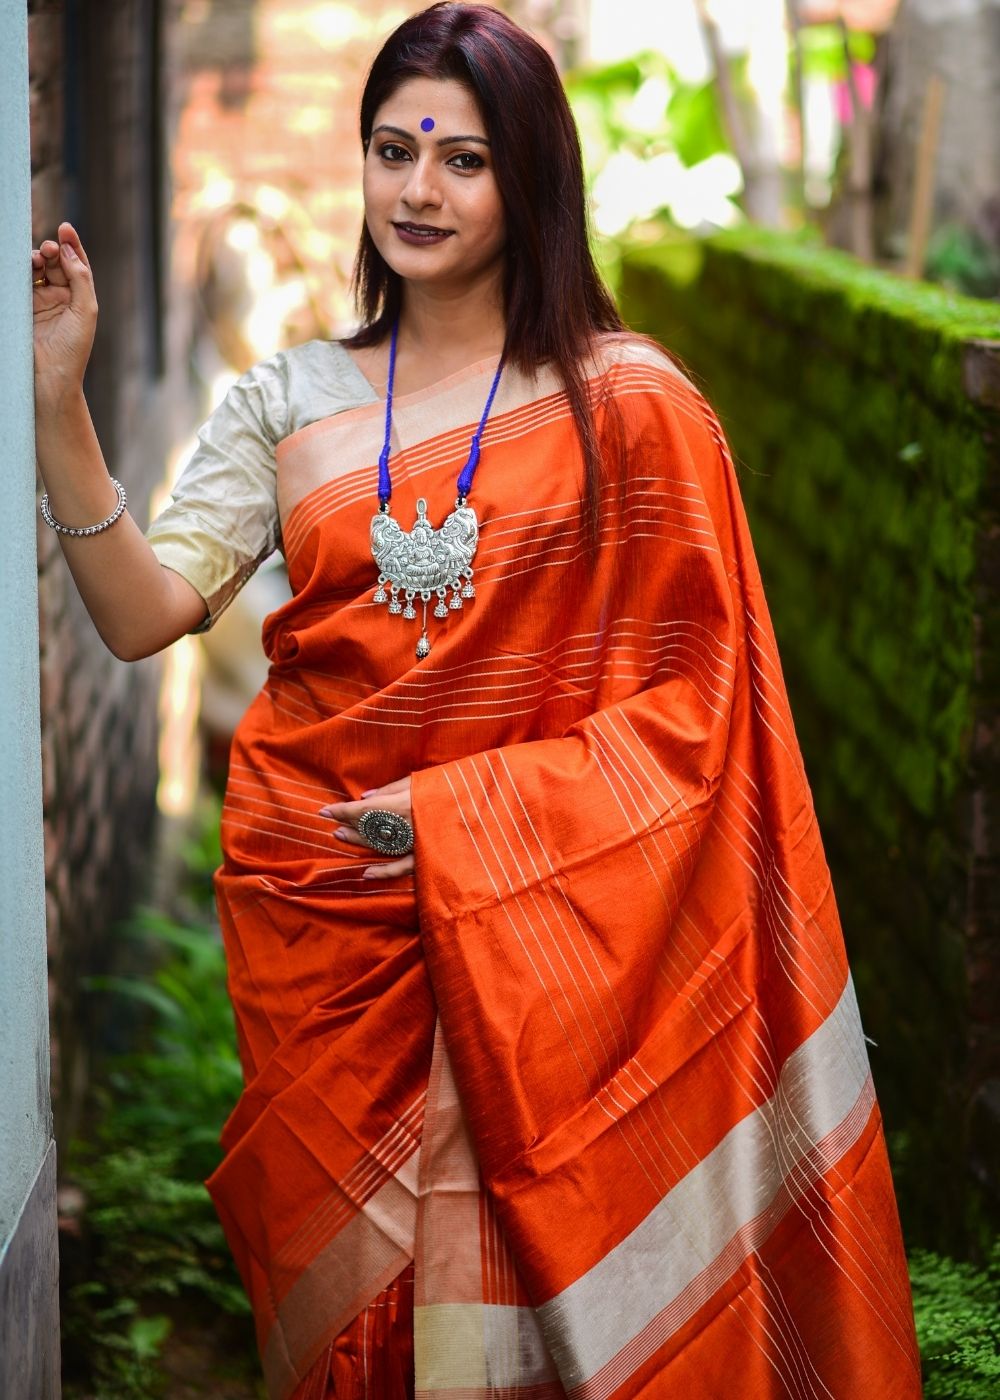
[205, 337, 922, 1398]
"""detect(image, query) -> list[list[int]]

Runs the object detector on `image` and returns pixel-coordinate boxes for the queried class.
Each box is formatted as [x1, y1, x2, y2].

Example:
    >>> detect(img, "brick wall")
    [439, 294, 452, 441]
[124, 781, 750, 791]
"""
[170, 0, 430, 356]
[168, 0, 561, 357]
[620, 226, 1000, 1254]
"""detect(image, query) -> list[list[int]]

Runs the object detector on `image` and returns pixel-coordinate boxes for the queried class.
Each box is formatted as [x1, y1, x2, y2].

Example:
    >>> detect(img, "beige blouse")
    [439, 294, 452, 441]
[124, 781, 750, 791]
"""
[145, 340, 378, 633]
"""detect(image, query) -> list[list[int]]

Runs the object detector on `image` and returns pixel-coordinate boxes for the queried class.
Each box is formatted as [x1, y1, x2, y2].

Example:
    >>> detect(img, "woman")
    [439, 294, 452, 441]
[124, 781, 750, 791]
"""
[32, 4, 922, 1397]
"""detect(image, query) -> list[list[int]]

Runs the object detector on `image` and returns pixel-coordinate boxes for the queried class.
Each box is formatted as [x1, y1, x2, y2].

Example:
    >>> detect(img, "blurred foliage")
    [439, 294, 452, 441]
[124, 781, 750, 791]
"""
[564, 26, 882, 264]
[797, 22, 876, 80]
[61, 797, 262, 1399]
[566, 48, 741, 281]
[566, 51, 729, 172]
[925, 223, 1000, 301]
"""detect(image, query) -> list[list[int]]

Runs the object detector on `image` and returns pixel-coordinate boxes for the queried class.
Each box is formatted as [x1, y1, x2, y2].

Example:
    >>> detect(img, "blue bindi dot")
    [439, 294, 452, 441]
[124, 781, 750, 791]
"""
[420, 116, 435, 132]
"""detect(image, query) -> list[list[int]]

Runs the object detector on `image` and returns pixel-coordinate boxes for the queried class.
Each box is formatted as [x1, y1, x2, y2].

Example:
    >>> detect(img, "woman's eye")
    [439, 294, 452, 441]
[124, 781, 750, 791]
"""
[448, 152, 485, 171]
[378, 143, 411, 162]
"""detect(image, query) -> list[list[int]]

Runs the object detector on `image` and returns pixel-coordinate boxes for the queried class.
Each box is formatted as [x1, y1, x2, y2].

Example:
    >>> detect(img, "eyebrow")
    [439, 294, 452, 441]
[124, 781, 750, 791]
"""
[372, 123, 490, 148]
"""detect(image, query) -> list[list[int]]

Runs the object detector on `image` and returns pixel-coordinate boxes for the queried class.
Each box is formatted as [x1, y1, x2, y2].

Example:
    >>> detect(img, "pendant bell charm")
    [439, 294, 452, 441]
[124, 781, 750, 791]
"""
[370, 495, 480, 660]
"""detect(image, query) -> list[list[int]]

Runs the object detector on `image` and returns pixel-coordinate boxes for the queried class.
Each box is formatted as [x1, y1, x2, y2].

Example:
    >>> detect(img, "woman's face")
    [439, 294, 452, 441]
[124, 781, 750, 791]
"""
[363, 77, 506, 294]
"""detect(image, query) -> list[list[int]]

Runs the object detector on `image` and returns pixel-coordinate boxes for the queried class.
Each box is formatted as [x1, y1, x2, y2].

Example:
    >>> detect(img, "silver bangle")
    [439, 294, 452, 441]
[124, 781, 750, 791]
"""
[40, 478, 127, 537]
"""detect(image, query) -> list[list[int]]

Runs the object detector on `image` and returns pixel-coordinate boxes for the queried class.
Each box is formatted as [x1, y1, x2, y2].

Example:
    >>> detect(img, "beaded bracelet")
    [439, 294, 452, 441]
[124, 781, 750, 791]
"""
[40, 478, 127, 537]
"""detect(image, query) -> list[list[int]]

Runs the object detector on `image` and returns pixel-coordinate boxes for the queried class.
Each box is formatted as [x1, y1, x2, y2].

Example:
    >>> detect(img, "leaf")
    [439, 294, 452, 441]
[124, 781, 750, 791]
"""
[127, 1312, 171, 1359]
[82, 975, 186, 1025]
[667, 80, 728, 167]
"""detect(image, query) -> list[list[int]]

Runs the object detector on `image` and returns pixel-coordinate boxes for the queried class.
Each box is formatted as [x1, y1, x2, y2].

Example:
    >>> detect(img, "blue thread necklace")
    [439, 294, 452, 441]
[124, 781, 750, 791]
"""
[370, 318, 506, 659]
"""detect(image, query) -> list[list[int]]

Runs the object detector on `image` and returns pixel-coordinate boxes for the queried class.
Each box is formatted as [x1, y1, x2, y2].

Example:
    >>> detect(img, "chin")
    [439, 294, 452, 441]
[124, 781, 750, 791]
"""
[371, 231, 505, 290]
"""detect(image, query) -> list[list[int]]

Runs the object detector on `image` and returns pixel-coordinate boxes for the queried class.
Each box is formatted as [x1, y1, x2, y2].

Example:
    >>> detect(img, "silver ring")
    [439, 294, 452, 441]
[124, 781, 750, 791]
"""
[357, 808, 414, 857]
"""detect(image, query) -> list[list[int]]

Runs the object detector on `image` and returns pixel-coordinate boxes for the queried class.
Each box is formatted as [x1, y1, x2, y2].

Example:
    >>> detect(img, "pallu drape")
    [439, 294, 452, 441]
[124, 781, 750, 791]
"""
[205, 336, 922, 1399]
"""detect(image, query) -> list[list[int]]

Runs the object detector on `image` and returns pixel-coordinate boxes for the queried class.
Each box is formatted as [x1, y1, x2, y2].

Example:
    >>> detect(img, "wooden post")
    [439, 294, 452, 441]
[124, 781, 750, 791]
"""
[904, 71, 946, 280]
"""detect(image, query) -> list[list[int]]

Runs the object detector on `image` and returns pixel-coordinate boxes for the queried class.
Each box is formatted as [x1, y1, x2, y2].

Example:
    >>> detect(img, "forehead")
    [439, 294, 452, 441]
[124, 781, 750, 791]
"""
[373, 76, 486, 133]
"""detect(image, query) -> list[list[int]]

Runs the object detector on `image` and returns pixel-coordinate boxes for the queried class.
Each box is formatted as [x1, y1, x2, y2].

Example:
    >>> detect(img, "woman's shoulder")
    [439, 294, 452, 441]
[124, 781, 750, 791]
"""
[590, 330, 701, 397]
[588, 332, 726, 466]
[245, 339, 378, 404]
[233, 339, 380, 441]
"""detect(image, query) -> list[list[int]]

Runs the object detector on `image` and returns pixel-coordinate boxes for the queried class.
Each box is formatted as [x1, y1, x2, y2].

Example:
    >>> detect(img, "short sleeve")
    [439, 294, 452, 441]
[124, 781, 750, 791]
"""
[145, 352, 288, 633]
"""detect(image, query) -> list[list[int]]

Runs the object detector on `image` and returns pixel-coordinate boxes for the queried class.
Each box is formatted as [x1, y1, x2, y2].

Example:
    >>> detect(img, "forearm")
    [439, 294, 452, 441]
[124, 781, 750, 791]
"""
[35, 388, 208, 660]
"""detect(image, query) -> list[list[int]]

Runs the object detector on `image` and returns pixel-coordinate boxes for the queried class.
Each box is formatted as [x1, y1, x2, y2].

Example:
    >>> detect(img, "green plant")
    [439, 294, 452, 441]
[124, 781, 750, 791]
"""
[925, 223, 1000, 301]
[178, 791, 225, 912]
[61, 805, 260, 1397]
[565, 49, 740, 266]
[910, 1239, 1000, 1397]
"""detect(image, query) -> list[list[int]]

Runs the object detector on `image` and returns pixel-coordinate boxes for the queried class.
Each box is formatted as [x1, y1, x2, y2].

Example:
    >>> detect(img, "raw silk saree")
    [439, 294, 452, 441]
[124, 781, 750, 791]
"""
[206, 336, 922, 1398]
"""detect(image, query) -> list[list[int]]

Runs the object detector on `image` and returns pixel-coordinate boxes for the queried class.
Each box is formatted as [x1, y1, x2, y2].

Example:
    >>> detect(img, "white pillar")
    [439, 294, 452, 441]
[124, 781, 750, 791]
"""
[0, 0, 61, 1391]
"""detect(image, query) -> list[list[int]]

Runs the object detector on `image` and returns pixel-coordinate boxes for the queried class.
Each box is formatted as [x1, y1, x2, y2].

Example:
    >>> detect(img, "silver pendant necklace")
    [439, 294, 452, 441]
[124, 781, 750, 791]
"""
[370, 318, 505, 659]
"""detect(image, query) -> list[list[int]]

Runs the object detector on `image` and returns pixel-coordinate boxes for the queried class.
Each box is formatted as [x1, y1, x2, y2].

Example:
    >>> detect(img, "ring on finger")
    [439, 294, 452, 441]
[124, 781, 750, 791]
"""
[357, 808, 414, 857]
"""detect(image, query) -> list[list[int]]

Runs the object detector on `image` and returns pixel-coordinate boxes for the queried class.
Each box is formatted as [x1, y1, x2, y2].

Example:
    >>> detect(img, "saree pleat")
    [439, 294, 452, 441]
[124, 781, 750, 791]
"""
[291, 1265, 416, 1400]
[205, 336, 921, 1398]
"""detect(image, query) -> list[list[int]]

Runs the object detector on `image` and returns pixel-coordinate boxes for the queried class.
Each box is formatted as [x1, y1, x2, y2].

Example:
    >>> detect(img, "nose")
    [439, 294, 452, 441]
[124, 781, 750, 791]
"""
[400, 155, 443, 213]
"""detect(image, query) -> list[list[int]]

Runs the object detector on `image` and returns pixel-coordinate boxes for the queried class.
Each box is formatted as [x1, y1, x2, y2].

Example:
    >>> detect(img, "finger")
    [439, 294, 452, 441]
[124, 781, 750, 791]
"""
[320, 795, 403, 821]
[319, 800, 363, 821]
[38, 239, 68, 288]
[332, 825, 366, 847]
[57, 239, 96, 305]
[57, 221, 91, 270]
[362, 855, 414, 879]
[370, 777, 410, 795]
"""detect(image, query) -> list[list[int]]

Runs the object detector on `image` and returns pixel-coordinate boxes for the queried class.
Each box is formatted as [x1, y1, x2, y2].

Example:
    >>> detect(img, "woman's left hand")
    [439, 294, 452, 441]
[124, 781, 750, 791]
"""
[320, 776, 413, 879]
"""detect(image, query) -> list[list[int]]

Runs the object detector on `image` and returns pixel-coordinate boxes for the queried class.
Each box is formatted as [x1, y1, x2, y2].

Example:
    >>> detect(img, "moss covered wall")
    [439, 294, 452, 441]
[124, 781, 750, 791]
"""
[620, 227, 1000, 1253]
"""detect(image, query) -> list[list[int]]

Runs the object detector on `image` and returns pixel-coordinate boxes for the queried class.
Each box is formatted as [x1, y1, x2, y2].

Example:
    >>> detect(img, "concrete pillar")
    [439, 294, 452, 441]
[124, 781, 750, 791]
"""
[0, 0, 62, 1393]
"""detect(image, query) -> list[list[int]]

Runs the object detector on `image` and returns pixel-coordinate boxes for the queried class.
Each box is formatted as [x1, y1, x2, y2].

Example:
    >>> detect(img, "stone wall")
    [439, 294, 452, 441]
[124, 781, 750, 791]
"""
[620, 226, 1000, 1254]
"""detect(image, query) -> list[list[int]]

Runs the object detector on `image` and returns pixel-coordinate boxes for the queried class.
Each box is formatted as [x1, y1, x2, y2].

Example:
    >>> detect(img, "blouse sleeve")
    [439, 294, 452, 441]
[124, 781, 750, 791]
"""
[145, 351, 289, 633]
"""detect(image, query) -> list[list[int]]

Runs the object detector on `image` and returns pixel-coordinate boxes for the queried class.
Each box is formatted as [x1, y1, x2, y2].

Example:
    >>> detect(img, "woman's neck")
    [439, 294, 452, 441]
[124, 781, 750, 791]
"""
[344, 269, 508, 398]
[399, 271, 506, 365]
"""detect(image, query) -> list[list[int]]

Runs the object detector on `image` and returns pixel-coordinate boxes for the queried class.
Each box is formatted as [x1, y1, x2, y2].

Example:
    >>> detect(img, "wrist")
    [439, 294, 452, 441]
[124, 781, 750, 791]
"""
[34, 374, 87, 415]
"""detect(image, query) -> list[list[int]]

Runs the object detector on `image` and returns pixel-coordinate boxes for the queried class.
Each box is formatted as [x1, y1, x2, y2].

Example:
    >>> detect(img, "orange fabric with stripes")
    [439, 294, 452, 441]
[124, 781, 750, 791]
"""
[205, 337, 922, 1399]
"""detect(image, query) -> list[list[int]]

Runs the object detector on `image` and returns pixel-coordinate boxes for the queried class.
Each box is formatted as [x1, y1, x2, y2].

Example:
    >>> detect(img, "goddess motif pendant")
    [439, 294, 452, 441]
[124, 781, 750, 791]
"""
[370, 495, 478, 658]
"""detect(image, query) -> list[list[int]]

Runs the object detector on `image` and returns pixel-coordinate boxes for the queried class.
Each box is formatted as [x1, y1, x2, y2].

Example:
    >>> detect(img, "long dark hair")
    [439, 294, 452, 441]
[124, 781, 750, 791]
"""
[343, 1, 628, 553]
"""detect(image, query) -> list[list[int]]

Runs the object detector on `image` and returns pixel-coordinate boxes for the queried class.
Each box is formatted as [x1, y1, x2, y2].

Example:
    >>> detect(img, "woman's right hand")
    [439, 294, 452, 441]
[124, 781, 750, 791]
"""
[31, 221, 97, 404]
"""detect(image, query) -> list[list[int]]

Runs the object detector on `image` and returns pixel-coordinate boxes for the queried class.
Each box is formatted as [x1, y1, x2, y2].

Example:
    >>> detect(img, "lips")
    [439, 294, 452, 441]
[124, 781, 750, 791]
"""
[393, 222, 454, 245]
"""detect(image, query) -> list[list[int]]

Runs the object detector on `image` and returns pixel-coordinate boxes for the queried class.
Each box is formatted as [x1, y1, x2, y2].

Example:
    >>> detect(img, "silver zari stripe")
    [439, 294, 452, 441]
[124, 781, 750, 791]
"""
[415, 1302, 559, 1388]
[536, 974, 872, 1392]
